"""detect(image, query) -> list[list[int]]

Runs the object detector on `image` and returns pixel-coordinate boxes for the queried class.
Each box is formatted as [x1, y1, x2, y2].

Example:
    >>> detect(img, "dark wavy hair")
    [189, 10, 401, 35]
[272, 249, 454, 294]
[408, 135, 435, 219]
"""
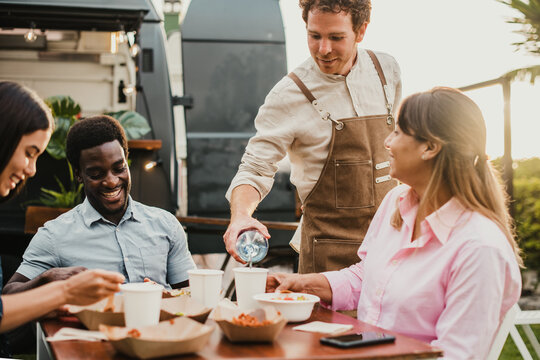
[66, 115, 128, 171]
[299, 0, 371, 32]
[0, 81, 54, 202]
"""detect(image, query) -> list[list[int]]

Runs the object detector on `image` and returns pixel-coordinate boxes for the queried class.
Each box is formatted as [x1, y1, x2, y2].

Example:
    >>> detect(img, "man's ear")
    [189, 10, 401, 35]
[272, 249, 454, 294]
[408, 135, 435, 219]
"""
[355, 22, 368, 43]
[422, 141, 442, 161]
[74, 169, 82, 183]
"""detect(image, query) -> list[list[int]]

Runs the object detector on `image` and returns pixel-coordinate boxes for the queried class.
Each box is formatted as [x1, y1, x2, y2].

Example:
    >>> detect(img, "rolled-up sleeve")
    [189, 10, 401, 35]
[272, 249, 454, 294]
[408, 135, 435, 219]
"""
[226, 89, 296, 201]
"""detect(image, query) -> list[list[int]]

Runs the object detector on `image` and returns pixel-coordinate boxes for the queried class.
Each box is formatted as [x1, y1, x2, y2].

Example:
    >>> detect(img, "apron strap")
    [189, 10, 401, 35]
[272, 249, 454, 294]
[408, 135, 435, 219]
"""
[288, 49, 395, 127]
[366, 50, 394, 123]
[288, 72, 316, 103]
[366, 49, 387, 87]
[288, 72, 343, 129]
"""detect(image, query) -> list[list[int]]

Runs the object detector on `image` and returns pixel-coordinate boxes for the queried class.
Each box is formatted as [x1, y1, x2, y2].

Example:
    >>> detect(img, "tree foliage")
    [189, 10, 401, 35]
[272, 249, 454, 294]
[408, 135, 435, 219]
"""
[511, 157, 540, 272]
[499, 0, 540, 55]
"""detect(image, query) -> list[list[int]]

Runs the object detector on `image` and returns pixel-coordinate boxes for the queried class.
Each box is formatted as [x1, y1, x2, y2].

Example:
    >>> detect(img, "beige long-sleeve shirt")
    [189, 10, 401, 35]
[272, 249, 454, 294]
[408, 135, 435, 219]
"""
[226, 47, 402, 203]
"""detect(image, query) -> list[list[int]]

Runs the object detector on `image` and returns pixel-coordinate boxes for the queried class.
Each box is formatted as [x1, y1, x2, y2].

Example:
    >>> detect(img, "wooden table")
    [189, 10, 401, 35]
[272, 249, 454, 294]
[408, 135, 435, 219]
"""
[38, 306, 443, 359]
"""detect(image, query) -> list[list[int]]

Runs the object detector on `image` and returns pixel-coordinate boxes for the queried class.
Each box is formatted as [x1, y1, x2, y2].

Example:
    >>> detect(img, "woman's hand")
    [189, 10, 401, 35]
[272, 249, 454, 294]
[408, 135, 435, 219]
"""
[266, 272, 305, 293]
[266, 272, 333, 304]
[62, 269, 125, 305]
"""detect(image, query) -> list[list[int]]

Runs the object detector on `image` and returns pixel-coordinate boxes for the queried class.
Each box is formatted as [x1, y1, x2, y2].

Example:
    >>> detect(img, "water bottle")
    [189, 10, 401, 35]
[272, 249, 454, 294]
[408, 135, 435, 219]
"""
[236, 230, 268, 264]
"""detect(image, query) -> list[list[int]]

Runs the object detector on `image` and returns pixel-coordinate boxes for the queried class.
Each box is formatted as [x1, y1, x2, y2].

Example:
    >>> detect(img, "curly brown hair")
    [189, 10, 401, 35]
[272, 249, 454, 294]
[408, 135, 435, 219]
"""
[299, 0, 371, 32]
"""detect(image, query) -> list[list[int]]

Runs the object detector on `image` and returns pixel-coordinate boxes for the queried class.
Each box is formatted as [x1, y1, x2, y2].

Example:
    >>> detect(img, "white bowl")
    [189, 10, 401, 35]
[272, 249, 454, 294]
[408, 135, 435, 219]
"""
[253, 292, 320, 322]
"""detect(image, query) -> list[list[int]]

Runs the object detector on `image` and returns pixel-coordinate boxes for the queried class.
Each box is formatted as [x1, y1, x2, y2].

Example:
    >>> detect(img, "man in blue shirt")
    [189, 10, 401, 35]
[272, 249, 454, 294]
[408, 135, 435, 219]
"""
[3, 115, 196, 294]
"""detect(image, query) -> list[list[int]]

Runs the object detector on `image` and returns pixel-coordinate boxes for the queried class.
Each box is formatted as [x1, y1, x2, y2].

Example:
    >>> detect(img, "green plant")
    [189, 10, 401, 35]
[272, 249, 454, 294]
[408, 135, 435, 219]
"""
[105, 110, 152, 140]
[39, 162, 83, 208]
[513, 159, 540, 273]
[38, 95, 151, 208]
[491, 157, 540, 273]
[39, 95, 83, 208]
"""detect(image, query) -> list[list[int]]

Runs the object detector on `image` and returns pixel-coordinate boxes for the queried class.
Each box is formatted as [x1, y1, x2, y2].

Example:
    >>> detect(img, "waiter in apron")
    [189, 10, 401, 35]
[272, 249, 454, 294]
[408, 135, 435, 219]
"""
[224, 0, 402, 273]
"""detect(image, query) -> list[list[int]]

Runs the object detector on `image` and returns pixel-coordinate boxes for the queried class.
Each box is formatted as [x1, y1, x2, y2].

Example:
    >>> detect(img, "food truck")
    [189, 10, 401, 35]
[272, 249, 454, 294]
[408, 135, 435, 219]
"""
[0, 0, 297, 274]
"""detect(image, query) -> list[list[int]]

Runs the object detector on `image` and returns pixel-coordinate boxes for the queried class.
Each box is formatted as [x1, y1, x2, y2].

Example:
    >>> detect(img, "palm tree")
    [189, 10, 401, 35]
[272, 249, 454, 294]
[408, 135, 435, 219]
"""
[499, 0, 540, 83]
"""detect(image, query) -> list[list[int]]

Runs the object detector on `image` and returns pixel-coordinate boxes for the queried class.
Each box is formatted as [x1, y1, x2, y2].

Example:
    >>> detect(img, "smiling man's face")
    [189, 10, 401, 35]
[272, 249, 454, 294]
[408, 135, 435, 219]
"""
[306, 9, 367, 76]
[77, 140, 131, 224]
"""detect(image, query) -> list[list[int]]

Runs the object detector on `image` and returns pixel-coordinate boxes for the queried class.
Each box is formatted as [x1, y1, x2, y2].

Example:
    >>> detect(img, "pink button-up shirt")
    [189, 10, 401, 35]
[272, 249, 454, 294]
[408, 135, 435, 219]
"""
[324, 184, 521, 359]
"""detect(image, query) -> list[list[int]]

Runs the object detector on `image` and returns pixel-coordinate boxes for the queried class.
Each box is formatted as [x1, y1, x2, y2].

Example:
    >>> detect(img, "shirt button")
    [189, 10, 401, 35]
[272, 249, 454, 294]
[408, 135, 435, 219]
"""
[391, 260, 398, 265]
[375, 289, 382, 296]
[124, 257, 129, 262]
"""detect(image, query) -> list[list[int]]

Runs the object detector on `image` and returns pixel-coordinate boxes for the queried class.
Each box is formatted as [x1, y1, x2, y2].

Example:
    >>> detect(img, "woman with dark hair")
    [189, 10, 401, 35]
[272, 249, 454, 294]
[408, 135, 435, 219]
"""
[0, 81, 124, 336]
[266, 87, 522, 358]
[0, 81, 53, 200]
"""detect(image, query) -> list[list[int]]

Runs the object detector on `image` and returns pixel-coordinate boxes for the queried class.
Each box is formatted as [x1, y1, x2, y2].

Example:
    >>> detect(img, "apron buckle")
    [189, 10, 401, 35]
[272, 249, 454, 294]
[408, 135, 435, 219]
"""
[386, 114, 394, 125]
[325, 113, 344, 130]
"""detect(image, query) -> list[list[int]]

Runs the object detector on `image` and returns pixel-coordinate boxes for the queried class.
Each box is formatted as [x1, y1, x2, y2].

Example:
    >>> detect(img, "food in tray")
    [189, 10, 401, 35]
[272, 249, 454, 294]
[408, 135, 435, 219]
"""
[212, 303, 287, 342]
[127, 328, 141, 338]
[99, 317, 214, 358]
[162, 288, 190, 298]
[232, 313, 274, 327]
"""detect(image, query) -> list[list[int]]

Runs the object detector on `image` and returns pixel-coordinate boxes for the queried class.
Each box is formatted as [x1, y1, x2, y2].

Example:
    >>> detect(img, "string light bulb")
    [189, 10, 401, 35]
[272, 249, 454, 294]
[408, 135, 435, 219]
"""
[24, 23, 37, 43]
[122, 84, 136, 96]
[144, 159, 162, 171]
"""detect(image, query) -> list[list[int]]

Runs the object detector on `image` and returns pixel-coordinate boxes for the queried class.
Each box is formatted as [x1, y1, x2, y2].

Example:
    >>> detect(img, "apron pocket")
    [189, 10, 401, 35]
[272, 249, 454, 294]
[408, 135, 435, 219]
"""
[334, 159, 374, 209]
[313, 238, 362, 272]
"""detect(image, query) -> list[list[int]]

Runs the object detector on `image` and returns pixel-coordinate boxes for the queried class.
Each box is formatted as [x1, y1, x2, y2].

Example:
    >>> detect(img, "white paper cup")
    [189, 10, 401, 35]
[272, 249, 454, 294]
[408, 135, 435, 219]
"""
[233, 267, 268, 310]
[188, 269, 224, 308]
[121, 283, 163, 328]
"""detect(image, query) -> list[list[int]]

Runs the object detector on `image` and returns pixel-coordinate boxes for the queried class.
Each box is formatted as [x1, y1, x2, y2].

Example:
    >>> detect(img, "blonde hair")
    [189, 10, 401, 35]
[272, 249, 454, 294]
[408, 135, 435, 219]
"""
[391, 87, 522, 266]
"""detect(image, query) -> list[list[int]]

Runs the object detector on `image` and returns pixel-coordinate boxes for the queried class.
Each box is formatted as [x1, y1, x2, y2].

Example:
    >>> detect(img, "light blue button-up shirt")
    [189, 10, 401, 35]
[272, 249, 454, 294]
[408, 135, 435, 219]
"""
[17, 196, 196, 288]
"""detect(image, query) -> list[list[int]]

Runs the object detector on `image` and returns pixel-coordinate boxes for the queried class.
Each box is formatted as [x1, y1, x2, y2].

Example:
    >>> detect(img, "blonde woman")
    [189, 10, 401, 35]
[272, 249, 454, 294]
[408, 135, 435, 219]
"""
[267, 87, 522, 359]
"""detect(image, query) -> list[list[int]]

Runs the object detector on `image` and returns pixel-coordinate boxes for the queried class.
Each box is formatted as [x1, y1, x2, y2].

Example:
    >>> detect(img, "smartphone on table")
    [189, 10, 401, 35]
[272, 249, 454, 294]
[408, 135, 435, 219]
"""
[320, 332, 396, 348]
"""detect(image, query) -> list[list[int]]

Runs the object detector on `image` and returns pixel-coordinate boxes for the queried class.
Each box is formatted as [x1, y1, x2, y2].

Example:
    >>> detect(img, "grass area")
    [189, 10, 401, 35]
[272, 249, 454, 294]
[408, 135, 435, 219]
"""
[500, 324, 540, 359]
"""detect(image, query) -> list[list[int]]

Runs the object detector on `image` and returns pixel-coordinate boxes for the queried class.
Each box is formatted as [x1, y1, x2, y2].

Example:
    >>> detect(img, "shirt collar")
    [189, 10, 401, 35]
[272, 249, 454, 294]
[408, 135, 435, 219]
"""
[425, 197, 467, 245]
[398, 188, 467, 245]
[398, 187, 419, 231]
[81, 195, 138, 227]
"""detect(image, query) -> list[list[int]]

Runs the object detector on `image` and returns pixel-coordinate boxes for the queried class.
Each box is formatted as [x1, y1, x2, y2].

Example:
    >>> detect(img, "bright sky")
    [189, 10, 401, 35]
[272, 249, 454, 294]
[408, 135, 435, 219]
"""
[279, 0, 540, 159]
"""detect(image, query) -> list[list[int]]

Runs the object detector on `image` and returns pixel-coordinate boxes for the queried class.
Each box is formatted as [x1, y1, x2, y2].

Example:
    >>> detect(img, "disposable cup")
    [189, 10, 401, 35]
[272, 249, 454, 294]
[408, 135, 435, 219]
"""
[121, 282, 163, 328]
[188, 269, 224, 308]
[233, 267, 268, 310]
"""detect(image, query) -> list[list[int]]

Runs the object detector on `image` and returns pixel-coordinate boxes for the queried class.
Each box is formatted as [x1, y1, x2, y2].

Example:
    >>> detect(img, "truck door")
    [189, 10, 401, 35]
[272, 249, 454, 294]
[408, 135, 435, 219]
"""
[180, 0, 296, 253]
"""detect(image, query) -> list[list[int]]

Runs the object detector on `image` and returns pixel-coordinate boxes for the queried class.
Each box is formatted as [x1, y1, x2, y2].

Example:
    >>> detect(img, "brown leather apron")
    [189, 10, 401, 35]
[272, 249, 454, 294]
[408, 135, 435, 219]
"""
[289, 50, 397, 274]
